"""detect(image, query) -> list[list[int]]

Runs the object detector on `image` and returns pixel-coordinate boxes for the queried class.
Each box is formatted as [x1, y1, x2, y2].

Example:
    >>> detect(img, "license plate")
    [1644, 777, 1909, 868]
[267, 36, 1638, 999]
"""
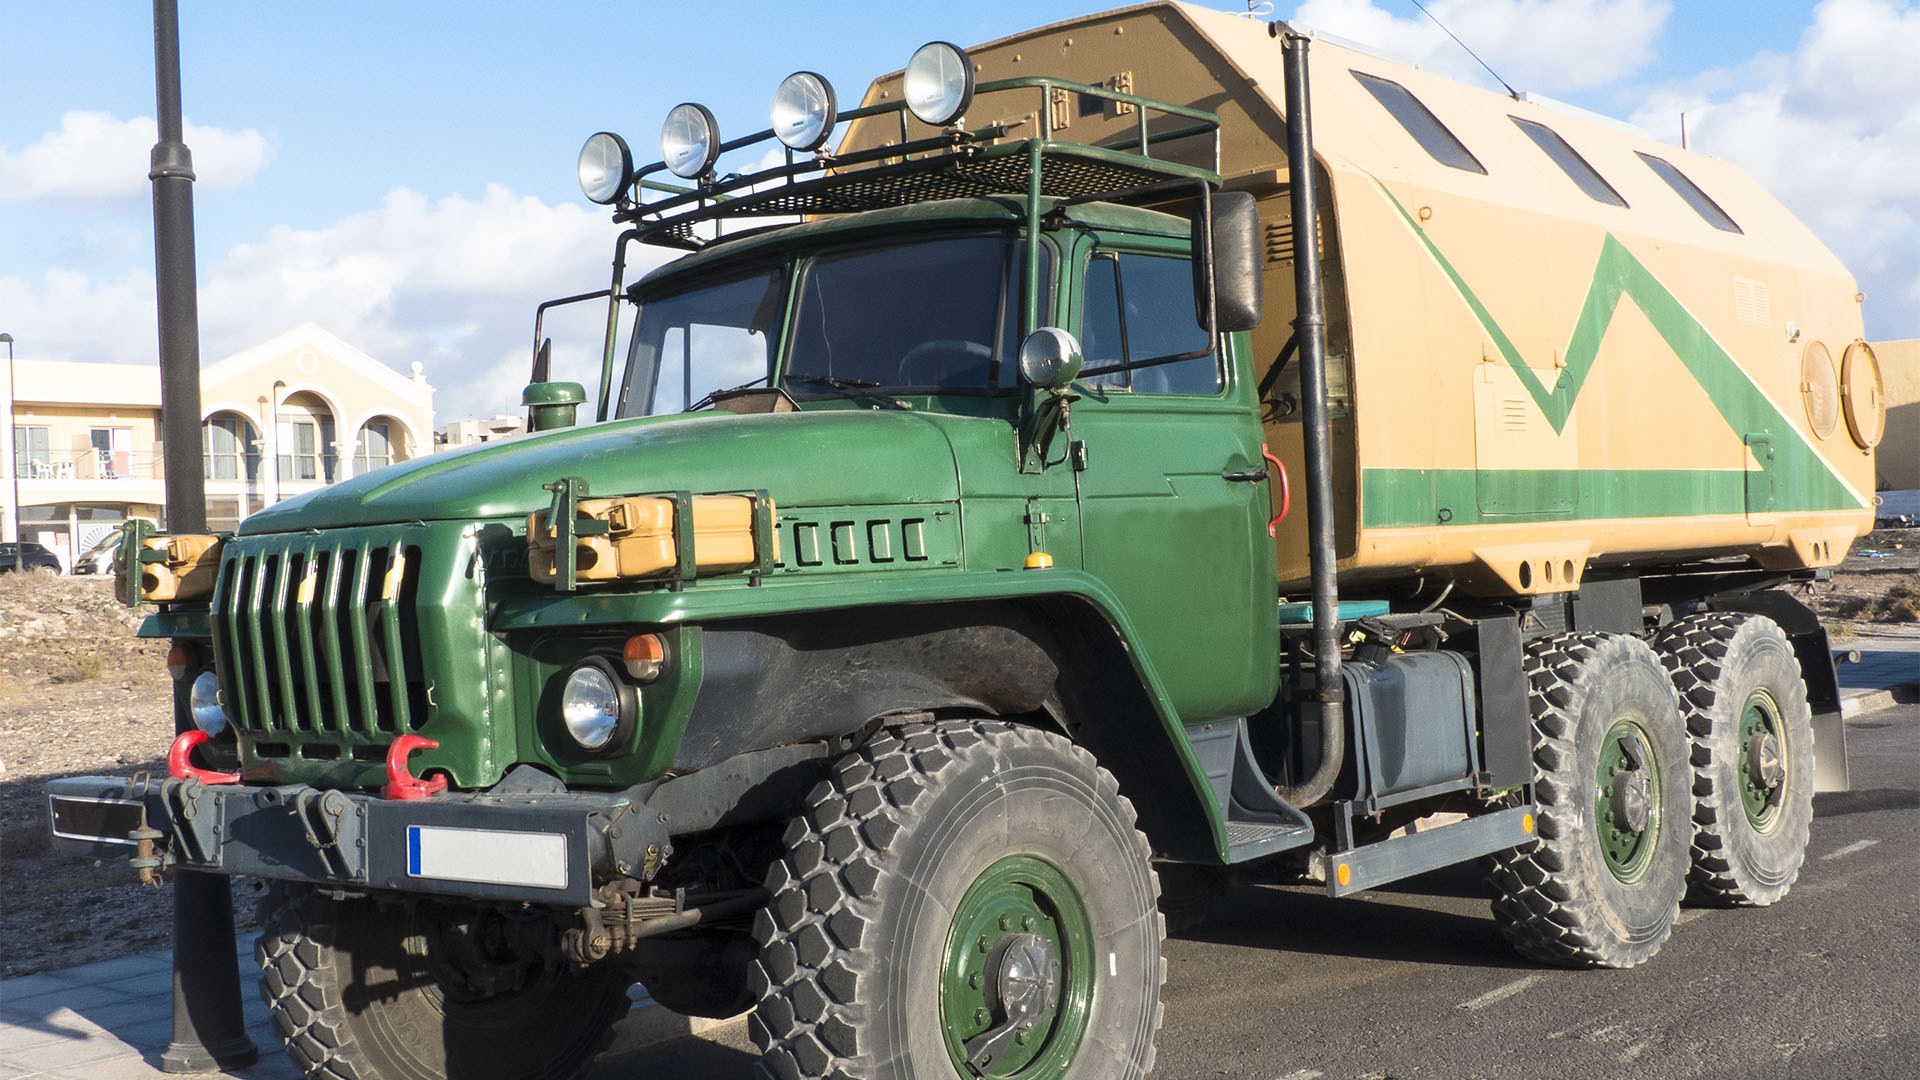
[49, 795, 146, 846]
[405, 826, 569, 890]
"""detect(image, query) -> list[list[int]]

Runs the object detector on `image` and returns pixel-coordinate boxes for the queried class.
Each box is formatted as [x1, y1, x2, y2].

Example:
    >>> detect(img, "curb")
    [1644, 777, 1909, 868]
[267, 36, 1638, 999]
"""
[607, 1004, 746, 1054]
[1841, 687, 1914, 719]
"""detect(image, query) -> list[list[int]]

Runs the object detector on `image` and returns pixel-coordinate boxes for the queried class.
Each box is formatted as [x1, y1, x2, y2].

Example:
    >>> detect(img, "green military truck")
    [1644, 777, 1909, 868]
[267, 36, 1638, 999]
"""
[50, 6, 1881, 1080]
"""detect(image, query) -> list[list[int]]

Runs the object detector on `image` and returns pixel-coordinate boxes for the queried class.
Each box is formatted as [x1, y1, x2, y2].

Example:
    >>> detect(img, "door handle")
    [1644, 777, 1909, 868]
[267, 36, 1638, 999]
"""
[1221, 466, 1268, 483]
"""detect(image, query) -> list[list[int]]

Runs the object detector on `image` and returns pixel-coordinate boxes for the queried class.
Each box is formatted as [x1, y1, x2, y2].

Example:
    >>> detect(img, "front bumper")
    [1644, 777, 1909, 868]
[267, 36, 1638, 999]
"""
[45, 776, 662, 907]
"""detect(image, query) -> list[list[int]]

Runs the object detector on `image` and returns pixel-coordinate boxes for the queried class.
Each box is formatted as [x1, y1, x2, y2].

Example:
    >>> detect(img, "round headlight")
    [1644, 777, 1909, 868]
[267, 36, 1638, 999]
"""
[904, 41, 974, 127]
[561, 661, 628, 751]
[577, 131, 633, 205]
[1018, 327, 1084, 390]
[772, 71, 838, 152]
[189, 670, 227, 737]
[661, 102, 721, 180]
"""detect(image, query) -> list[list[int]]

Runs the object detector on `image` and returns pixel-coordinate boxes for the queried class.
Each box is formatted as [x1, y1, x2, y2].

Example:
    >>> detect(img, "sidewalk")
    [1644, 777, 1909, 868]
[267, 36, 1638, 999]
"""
[3, 638, 1913, 1079]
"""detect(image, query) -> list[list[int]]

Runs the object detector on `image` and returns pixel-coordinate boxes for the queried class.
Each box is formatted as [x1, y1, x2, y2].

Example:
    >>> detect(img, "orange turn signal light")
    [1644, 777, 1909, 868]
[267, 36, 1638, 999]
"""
[623, 633, 666, 681]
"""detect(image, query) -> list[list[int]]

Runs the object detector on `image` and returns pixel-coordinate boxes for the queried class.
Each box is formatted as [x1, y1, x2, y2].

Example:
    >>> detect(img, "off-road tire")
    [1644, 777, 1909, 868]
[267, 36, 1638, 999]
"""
[1485, 632, 1690, 969]
[748, 719, 1165, 1079]
[1653, 613, 1814, 906]
[254, 886, 630, 1080]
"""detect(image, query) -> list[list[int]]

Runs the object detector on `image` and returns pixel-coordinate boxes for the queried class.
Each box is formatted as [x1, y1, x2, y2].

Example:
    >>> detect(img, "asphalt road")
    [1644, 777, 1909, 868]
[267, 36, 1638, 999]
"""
[598, 703, 1919, 1079]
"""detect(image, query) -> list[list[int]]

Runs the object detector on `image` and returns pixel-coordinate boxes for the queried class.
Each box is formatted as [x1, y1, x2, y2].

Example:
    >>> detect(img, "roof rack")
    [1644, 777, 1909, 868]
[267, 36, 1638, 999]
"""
[617, 76, 1225, 250]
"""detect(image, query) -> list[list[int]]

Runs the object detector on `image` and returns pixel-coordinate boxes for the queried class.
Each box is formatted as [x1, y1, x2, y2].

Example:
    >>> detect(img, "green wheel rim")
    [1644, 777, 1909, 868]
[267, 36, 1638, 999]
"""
[940, 854, 1095, 1077]
[1738, 690, 1787, 830]
[1594, 719, 1661, 883]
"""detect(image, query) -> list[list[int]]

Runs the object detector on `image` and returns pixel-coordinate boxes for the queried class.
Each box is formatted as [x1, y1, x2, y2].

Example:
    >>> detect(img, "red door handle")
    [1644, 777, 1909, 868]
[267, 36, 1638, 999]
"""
[1261, 443, 1290, 537]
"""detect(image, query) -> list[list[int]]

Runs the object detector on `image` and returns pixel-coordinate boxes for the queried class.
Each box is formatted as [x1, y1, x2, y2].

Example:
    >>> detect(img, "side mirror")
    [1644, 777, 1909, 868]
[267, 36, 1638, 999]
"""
[1191, 190, 1263, 334]
[1018, 327, 1084, 392]
[523, 381, 586, 432]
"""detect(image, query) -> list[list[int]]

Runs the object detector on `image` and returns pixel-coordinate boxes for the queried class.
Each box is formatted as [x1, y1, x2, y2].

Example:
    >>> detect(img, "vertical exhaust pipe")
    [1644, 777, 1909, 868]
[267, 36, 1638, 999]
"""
[1277, 29, 1345, 806]
[150, 1, 258, 1071]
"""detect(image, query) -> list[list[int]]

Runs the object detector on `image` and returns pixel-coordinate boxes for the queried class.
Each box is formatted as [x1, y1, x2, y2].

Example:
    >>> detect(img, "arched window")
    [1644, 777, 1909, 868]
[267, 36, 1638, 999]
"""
[203, 414, 260, 481]
[354, 420, 393, 474]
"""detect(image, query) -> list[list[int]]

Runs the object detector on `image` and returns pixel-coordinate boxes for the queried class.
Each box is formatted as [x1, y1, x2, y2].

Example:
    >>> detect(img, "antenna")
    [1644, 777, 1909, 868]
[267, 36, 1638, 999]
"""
[1680, 112, 1689, 149]
[1406, 0, 1519, 99]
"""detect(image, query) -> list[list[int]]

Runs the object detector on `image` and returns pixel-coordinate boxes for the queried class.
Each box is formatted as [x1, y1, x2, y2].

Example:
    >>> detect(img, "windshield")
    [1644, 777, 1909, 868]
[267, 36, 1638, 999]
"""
[616, 268, 786, 417]
[616, 232, 1040, 417]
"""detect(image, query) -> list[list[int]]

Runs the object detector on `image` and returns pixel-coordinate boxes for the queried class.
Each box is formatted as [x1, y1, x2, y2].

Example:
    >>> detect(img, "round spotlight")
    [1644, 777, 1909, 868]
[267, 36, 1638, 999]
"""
[189, 670, 228, 737]
[1018, 327, 1084, 390]
[560, 659, 633, 752]
[772, 71, 838, 152]
[904, 41, 974, 127]
[577, 131, 633, 205]
[661, 102, 721, 180]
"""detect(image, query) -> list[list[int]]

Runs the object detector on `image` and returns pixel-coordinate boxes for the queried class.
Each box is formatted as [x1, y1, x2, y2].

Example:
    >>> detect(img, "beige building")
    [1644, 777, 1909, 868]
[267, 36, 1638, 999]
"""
[437, 414, 525, 449]
[1872, 339, 1918, 492]
[5, 324, 434, 569]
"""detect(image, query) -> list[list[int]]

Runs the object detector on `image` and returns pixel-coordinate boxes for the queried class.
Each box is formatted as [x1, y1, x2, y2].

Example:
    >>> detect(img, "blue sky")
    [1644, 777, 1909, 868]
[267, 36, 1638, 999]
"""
[3, 1, 1914, 421]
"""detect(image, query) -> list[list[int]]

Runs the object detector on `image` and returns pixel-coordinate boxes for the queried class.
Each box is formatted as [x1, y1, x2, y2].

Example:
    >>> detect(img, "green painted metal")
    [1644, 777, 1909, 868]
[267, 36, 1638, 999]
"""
[940, 854, 1094, 1078]
[1739, 689, 1787, 830]
[1367, 177, 1863, 526]
[1363, 466, 1761, 526]
[1594, 719, 1660, 883]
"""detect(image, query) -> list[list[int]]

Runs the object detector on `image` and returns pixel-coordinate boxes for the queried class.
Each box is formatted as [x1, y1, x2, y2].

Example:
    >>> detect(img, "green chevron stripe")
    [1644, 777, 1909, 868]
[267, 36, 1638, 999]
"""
[1366, 177, 1863, 522]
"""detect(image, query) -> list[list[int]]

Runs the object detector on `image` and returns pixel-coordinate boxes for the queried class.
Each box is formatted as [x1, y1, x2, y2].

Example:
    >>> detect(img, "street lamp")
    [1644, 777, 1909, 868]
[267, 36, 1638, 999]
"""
[2, 333, 19, 573]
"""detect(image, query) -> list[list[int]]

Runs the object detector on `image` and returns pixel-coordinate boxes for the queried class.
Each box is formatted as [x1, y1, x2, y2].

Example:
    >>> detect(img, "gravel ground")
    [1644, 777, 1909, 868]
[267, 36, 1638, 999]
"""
[0, 531, 1911, 979]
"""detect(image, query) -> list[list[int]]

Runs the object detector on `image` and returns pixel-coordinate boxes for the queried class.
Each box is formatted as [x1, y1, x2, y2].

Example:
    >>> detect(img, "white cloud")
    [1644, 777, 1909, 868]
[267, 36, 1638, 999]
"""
[0, 111, 271, 203]
[1291, 0, 1673, 92]
[0, 184, 666, 422]
[1625, 0, 1920, 335]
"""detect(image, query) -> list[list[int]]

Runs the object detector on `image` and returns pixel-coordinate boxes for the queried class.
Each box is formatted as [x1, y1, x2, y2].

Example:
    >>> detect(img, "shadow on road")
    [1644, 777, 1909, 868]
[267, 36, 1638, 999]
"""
[1176, 868, 1531, 971]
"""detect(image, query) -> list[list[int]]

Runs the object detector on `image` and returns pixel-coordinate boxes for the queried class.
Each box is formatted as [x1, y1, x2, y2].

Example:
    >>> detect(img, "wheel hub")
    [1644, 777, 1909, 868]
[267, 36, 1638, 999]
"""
[962, 934, 1062, 1072]
[1609, 768, 1652, 834]
[1738, 691, 1789, 829]
[1746, 731, 1784, 792]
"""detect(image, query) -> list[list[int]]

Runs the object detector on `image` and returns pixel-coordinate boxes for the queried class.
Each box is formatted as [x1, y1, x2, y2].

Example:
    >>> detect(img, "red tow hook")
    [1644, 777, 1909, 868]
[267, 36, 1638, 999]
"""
[384, 735, 448, 800]
[1262, 443, 1291, 536]
[167, 730, 241, 784]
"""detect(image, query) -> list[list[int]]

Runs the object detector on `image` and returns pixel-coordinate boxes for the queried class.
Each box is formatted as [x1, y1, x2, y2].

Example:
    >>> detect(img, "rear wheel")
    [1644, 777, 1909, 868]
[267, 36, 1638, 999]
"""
[255, 887, 630, 1080]
[1654, 613, 1815, 906]
[1485, 632, 1690, 968]
[749, 719, 1164, 1079]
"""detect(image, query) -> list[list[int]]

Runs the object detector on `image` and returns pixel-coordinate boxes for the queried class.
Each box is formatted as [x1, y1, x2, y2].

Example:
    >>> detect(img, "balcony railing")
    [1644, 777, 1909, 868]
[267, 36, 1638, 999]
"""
[14, 450, 161, 482]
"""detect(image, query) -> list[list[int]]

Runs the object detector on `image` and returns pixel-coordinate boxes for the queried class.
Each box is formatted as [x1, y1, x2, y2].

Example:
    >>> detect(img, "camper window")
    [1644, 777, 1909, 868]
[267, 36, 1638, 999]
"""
[1510, 116, 1628, 208]
[1351, 71, 1487, 175]
[1636, 152, 1743, 234]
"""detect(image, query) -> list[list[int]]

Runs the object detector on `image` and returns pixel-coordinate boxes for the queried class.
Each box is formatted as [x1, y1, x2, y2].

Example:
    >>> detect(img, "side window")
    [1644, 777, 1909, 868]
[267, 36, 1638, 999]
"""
[1509, 116, 1628, 207]
[1636, 152, 1743, 234]
[1352, 70, 1487, 175]
[1078, 251, 1220, 395]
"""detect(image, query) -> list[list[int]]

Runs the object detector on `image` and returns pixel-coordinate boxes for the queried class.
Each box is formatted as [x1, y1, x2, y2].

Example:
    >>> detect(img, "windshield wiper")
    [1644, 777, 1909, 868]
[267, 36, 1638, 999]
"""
[685, 374, 771, 412]
[783, 373, 910, 409]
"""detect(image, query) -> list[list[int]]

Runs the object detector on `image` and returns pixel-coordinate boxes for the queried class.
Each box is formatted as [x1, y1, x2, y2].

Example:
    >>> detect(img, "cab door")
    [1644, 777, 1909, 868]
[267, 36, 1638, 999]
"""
[1066, 239, 1278, 721]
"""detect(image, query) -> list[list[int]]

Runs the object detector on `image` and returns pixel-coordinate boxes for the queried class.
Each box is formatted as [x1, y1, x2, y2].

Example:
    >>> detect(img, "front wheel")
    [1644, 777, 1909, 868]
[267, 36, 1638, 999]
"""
[749, 720, 1165, 1079]
[255, 888, 631, 1080]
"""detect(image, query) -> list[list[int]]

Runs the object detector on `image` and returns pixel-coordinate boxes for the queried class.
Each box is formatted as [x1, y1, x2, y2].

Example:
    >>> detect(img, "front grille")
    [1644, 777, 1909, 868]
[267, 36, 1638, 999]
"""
[212, 533, 428, 737]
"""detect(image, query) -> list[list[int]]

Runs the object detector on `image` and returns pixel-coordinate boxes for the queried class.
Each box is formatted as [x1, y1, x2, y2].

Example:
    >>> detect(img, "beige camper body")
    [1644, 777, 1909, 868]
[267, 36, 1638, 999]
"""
[846, 2, 1878, 597]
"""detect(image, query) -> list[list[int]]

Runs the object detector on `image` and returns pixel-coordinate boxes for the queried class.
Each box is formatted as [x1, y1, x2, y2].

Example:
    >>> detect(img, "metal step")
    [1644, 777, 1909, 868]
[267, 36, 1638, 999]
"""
[1189, 718, 1317, 864]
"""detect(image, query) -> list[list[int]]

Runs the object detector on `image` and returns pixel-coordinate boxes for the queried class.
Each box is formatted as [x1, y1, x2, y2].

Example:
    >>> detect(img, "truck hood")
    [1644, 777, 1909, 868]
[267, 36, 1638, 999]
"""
[239, 410, 966, 533]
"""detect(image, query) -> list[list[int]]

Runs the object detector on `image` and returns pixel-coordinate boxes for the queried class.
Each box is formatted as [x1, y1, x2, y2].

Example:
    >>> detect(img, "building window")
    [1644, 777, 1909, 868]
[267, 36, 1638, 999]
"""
[354, 421, 392, 474]
[1352, 70, 1487, 174]
[1636, 152, 1743, 234]
[203, 416, 258, 481]
[89, 427, 132, 480]
[13, 425, 51, 479]
[278, 420, 321, 482]
[1509, 116, 1628, 207]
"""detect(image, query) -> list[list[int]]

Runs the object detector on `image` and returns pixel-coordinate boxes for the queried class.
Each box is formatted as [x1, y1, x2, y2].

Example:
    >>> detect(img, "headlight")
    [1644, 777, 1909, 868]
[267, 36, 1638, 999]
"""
[577, 131, 633, 204]
[904, 41, 974, 127]
[189, 670, 228, 737]
[772, 71, 837, 152]
[1019, 327, 1084, 390]
[661, 102, 721, 180]
[561, 660, 632, 752]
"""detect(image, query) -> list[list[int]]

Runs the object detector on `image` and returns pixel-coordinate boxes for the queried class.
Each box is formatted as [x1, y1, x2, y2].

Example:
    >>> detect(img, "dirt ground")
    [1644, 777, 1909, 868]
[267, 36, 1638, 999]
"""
[0, 533, 1913, 978]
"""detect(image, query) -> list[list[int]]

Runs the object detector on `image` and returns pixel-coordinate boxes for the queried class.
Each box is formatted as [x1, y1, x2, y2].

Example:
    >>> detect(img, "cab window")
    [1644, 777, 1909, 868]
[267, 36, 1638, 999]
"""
[1080, 252, 1219, 395]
